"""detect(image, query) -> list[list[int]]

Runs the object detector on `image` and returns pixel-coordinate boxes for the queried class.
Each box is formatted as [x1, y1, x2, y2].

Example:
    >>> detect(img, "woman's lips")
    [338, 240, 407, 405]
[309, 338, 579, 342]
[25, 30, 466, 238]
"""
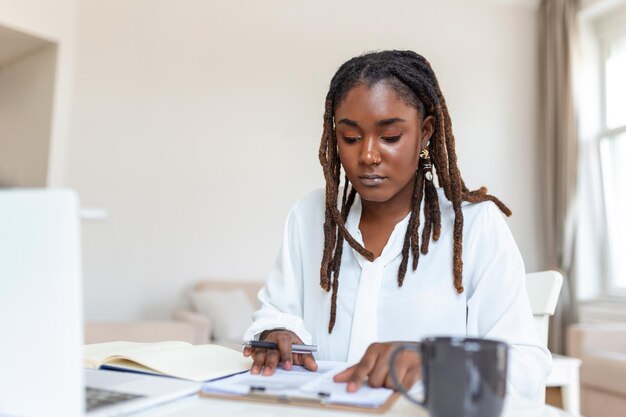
[358, 174, 386, 186]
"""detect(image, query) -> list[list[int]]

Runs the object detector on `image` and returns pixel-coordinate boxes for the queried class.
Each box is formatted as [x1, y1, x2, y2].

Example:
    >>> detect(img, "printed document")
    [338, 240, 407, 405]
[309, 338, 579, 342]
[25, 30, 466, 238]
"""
[202, 361, 395, 408]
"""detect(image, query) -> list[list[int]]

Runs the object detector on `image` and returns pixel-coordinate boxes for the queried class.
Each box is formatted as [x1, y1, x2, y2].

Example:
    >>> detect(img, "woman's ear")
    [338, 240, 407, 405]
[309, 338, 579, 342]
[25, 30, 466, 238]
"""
[421, 115, 435, 149]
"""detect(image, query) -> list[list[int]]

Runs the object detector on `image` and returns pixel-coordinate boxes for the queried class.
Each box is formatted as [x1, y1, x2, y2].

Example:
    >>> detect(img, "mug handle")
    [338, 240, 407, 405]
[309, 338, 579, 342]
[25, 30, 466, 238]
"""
[389, 342, 425, 407]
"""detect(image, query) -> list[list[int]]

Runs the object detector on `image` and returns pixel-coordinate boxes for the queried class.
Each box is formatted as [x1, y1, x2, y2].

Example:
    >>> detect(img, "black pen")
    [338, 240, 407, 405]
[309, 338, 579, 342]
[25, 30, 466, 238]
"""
[241, 340, 318, 354]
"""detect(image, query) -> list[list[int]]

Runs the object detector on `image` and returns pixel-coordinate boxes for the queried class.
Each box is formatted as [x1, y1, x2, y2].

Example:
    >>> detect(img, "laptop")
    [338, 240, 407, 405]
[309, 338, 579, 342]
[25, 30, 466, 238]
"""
[0, 189, 200, 417]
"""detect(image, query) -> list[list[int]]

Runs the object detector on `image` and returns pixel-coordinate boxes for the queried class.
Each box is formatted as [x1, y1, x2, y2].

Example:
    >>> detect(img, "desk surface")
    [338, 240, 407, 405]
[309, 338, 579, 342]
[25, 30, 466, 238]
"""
[134, 393, 574, 417]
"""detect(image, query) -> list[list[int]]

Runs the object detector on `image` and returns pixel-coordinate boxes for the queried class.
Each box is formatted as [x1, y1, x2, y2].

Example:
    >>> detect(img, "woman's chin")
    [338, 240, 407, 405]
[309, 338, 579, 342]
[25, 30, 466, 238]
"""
[353, 187, 394, 204]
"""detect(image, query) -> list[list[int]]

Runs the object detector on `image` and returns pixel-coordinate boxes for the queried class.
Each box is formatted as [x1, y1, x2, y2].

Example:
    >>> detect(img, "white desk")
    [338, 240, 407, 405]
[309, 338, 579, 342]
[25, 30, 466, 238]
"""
[134, 393, 576, 417]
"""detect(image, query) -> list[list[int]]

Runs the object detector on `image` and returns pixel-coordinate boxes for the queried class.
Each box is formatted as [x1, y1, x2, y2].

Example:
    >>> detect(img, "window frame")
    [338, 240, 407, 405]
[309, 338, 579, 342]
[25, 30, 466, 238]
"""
[596, 15, 626, 297]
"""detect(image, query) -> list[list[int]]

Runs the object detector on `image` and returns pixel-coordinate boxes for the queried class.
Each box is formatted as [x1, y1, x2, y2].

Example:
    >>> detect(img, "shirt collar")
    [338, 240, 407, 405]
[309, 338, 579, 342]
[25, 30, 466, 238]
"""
[343, 192, 412, 268]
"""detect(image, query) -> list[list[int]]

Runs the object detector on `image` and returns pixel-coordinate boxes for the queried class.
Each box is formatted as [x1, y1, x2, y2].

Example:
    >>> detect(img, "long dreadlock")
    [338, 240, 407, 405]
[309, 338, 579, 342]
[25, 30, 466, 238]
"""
[319, 50, 512, 333]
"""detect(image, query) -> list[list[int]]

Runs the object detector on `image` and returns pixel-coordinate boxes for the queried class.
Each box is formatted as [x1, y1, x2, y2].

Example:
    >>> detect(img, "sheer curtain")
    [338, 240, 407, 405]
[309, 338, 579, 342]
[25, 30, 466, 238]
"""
[538, 0, 579, 354]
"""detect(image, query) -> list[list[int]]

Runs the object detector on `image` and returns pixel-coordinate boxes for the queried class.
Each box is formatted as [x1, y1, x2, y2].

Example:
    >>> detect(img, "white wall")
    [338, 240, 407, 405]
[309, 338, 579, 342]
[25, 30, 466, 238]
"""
[0, 0, 79, 187]
[69, 0, 543, 320]
[0, 44, 56, 187]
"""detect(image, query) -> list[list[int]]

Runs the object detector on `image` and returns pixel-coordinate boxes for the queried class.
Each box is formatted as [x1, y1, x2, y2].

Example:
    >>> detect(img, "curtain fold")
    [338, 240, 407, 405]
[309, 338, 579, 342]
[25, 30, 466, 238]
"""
[538, 0, 579, 354]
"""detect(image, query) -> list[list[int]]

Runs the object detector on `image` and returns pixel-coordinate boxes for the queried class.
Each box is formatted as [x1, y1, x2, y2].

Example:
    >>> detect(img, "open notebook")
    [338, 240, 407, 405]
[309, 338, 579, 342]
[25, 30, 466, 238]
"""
[84, 341, 251, 382]
[201, 360, 398, 411]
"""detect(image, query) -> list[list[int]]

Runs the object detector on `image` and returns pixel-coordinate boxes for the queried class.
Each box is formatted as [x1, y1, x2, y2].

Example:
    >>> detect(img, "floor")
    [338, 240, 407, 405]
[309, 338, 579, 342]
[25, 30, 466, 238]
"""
[546, 387, 563, 409]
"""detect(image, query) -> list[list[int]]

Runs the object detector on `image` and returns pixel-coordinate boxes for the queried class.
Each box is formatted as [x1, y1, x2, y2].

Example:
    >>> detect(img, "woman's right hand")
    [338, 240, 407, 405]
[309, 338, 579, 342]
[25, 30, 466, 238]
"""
[243, 329, 318, 376]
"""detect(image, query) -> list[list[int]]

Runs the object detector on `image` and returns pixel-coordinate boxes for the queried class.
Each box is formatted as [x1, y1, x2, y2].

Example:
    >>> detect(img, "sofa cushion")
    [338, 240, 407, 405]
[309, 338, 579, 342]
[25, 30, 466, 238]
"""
[190, 288, 254, 343]
[580, 350, 626, 397]
[194, 281, 263, 310]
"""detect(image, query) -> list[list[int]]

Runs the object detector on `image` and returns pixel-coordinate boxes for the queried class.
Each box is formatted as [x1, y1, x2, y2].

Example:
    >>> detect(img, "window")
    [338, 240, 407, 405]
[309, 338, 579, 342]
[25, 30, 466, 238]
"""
[599, 30, 626, 294]
[605, 33, 626, 129]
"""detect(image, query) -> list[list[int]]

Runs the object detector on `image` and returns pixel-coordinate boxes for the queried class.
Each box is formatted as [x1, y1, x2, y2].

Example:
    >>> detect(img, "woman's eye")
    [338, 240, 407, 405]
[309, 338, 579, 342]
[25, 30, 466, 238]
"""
[382, 135, 402, 143]
[343, 136, 361, 143]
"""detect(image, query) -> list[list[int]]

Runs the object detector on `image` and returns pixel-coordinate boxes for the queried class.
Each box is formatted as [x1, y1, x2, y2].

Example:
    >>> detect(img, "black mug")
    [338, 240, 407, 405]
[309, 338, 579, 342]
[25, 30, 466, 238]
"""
[389, 337, 508, 417]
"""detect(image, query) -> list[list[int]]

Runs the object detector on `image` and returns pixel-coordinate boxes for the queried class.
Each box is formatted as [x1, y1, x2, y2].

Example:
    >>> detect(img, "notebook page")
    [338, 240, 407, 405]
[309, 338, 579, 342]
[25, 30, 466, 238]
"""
[109, 344, 251, 381]
[83, 341, 191, 368]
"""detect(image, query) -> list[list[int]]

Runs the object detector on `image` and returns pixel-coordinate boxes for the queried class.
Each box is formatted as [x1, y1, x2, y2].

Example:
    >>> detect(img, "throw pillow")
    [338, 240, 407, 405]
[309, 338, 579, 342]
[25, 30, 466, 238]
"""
[189, 288, 254, 343]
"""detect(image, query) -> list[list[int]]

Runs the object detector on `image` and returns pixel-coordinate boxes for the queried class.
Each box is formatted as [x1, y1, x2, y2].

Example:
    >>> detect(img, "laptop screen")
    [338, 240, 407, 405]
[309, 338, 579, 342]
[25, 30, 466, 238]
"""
[0, 189, 84, 417]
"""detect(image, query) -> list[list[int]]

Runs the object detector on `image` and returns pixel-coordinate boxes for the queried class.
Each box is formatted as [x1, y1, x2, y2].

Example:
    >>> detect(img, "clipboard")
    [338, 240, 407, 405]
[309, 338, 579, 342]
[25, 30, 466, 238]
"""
[199, 389, 400, 413]
[199, 360, 400, 413]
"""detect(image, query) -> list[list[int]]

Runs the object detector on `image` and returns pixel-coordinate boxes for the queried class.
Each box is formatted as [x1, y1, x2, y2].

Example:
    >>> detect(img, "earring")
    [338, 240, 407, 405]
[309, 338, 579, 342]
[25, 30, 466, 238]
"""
[419, 149, 433, 181]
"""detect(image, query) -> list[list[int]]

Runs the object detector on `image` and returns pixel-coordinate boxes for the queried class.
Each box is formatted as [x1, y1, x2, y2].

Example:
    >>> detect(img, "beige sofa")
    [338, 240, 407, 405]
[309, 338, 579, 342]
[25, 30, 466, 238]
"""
[173, 280, 263, 349]
[85, 280, 264, 346]
[567, 323, 626, 417]
[84, 319, 207, 345]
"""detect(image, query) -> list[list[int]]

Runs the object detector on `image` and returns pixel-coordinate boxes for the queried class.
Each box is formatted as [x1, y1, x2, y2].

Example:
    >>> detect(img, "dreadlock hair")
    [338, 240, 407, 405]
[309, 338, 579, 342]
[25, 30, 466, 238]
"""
[319, 50, 512, 333]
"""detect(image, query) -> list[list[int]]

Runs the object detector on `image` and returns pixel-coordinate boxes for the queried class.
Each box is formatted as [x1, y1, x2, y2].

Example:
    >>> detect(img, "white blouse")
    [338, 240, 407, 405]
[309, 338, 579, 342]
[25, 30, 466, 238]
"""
[244, 188, 552, 402]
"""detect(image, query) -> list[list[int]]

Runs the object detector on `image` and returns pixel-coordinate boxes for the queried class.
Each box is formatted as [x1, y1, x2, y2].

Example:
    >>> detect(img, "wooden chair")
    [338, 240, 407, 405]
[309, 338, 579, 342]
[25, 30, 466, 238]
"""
[526, 270, 581, 416]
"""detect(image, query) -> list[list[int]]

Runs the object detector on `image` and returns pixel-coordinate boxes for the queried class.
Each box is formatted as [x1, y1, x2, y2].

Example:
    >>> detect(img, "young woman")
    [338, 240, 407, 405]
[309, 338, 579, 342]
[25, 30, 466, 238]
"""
[242, 50, 551, 401]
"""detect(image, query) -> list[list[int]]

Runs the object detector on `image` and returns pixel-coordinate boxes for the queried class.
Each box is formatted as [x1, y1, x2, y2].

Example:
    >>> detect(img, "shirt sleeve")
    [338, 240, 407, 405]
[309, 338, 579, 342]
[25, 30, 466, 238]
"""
[242, 205, 313, 344]
[465, 203, 553, 402]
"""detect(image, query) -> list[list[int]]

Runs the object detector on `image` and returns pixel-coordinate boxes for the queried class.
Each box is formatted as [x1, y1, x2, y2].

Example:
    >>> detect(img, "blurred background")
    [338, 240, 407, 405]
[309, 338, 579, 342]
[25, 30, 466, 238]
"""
[0, 0, 544, 319]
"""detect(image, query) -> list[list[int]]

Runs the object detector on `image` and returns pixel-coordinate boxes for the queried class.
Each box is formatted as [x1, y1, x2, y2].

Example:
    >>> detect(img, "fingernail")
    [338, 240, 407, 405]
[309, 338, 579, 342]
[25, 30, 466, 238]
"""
[251, 366, 258, 374]
[348, 382, 356, 392]
[284, 360, 291, 370]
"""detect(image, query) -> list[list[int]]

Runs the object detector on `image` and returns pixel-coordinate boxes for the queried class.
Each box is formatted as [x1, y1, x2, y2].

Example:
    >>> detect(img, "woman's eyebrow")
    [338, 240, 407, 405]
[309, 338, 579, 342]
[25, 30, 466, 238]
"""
[336, 117, 406, 127]
[337, 118, 359, 127]
[377, 117, 406, 126]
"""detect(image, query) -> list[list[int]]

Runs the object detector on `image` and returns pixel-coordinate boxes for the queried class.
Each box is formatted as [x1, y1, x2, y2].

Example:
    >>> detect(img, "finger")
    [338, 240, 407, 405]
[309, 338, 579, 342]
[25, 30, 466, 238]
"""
[333, 364, 357, 382]
[367, 352, 391, 388]
[385, 360, 408, 390]
[276, 334, 293, 370]
[302, 354, 318, 371]
[386, 364, 420, 390]
[347, 365, 373, 392]
[402, 365, 421, 389]
[251, 349, 266, 374]
[291, 353, 308, 367]
[334, 356, 376, 392]
[386, 354, 421, 390]
[292, 352, 304, 366]
[263, 349, 280, 376]
[345, 348, 379, 392]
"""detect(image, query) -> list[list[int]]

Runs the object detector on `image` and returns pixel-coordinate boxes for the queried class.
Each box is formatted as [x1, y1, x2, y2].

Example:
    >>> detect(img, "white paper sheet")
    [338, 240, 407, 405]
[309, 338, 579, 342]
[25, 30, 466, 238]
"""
[202, 360, 395, 408]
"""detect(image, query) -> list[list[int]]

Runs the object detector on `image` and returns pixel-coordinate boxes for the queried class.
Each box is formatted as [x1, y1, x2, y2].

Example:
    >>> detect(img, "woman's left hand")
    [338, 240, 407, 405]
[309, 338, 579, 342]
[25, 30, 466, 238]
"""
[333, 342, 421, 392]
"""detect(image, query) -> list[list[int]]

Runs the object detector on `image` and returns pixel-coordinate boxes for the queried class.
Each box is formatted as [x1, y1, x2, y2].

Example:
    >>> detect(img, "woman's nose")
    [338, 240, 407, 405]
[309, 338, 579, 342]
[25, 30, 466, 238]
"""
[359, 137, 382, 166]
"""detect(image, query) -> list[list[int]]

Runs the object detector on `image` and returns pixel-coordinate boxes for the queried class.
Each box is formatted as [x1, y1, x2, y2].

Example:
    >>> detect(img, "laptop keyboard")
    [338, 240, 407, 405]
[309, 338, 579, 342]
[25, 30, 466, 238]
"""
[86, 387, 146, 412]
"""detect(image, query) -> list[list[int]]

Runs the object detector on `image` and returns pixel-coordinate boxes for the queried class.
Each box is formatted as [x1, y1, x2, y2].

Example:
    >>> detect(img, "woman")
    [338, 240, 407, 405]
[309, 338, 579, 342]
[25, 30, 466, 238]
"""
[242, 50, 551, 401]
